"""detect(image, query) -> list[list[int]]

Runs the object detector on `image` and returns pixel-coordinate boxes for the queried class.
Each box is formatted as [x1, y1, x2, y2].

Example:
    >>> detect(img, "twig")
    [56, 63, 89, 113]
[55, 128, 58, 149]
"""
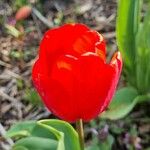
[31, 111, 50, 120]
[25, 56, 38, 67]
[0, 89, 23, 119]
[31, 12, 42, 38]
[0, 89, 17, 102]
[1, 143, 11, 150]
[0, 123, 14, 146]
[5, 69, 22, 79]
[103, 32, 115, 39]
[32, 7, 54, 28]
[0, 60, 11, 68]
[25, 109, 42, 120]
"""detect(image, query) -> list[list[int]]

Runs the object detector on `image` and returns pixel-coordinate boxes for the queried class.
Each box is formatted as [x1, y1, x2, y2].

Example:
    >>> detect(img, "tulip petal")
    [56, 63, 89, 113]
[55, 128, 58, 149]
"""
[38, 24, 90, 76]
[75, 54, 116, 121]
[39, 24, 106, 74]
[100, 52, 123, 113]
[40, 24, 89, 57]
[50, 53, 119, 122]
[32, 57, 79, 122]
[33, 52, 122, 122]
[38, 76, 79, 122]
[73, 31, 106, 57]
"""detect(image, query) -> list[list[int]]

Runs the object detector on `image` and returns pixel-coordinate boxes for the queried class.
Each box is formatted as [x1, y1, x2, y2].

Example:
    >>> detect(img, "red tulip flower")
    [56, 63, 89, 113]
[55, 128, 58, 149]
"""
[32, 24, 122, 122]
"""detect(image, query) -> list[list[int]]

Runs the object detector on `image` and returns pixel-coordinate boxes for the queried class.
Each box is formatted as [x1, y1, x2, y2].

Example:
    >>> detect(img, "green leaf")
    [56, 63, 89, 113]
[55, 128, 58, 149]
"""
[10, 50, 23, 59]
[116, 0, 142, 85]
[24, 88, 43, 106]
[39, 119, 80, 150]
[85, 136, 99, 150]
[101, 87, 138, 120]
[13, 0, 28, 10]
[85, 134, 114, 150]
[85, 145, 99, 150]
[7, 119, 80, 150]
[6, 121, 36, 138]
[13, 137, 58, 150]
[98, 135, 114, 150]
[13, 146, 28, 150]
[31, 121, 65, 150]
[30, 123, 57, 140]
[136, 8, 150, 93]
[5, 24, 22, 38]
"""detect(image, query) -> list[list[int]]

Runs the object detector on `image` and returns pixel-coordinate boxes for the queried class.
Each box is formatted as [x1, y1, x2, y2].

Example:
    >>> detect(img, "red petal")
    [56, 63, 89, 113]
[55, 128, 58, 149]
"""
[32, 51, 122, 122]
[33, 55, 80, 122]
[50, 53, 118, 121]
[38, 24, 89, 75]
[39, 24, 106, 76]
[100, 51, 123, 112]
[75, 54, 115, 121]
[72, 31, 105, 56]
[40, 24, 89, 57]
[95, 33, 106, 54]
[34, 75, 78, 122]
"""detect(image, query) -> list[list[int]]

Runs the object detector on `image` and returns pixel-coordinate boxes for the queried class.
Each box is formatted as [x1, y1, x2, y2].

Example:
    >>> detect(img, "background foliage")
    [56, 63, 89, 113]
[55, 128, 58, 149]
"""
[0, 0, 150, 150]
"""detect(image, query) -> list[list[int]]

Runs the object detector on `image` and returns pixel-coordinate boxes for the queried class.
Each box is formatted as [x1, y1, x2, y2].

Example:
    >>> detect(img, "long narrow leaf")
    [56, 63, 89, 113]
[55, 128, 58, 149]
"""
[136, 8, 150, 93]
[116, 0, 142, 85]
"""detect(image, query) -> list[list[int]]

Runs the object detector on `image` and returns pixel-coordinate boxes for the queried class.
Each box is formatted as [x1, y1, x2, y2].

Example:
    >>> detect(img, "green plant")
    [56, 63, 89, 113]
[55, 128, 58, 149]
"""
[102, 0, 150, 120]
[24, 88, 43, 106]
[6, 120, 80, 150]
[13, 0, 28, 11]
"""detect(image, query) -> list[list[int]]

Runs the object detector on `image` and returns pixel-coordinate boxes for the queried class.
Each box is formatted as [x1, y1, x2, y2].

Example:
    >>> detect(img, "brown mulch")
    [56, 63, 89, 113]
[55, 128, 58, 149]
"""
[1, 0, 149, 150]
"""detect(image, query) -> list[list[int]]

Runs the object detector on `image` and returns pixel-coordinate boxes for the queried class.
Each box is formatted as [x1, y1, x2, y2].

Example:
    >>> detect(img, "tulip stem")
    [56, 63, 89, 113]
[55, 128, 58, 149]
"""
[76, 119, 84, 150]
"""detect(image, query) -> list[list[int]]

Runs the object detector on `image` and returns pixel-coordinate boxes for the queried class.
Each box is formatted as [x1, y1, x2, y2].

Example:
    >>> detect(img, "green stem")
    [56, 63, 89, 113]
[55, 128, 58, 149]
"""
[136, 94, 150, 104]
[76, 119, 84, 150]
